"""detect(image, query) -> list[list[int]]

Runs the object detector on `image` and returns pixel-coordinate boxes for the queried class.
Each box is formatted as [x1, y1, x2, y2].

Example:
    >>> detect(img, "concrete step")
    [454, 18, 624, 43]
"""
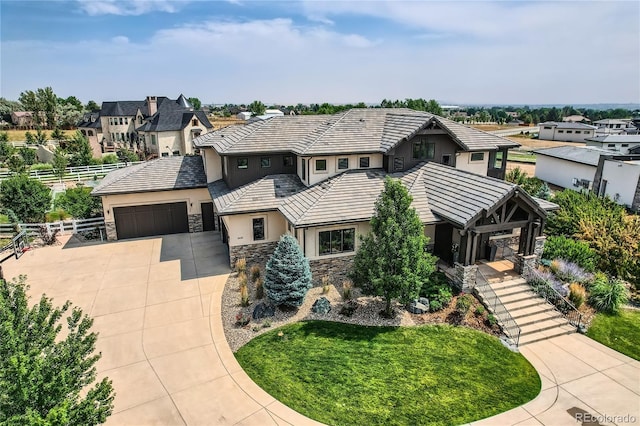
[509, 303, 556, 319]
[514, 310, 564, 328]
[489, 279, 527, 292]
[518, 325, 577, 346]
[494, 284, 534, 298]
[499, 290, 540, 305]
[519, 316, 571, 336]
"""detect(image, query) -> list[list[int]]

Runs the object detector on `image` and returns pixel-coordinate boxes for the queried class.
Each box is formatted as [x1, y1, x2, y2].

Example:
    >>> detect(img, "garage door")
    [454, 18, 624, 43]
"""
[114, 202, 189, 239]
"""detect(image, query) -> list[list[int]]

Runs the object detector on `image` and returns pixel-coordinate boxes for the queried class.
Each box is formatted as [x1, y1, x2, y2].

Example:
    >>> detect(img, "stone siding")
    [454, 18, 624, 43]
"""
[105, 221, 117, 241]
[188, 214, 203, 233]
[229, 241, 278, 269]
[453, 262, 478, 291]
[515, 254, 537, 277]
[533, 236, 546, 261]
[309, 255, 355, 286]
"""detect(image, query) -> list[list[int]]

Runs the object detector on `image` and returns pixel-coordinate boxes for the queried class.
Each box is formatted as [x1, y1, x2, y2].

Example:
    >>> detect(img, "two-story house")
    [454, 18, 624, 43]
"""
[93, 108, 557, 286]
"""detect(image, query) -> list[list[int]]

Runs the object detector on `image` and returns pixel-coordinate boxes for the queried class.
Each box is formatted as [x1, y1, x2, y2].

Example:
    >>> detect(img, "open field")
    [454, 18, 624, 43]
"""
[2, 129, 76, 142]
[470, 124, 513, 131]
[506, 161, 535, 176]
[210, 117, 244, 129]
[507, 137, 585, 150]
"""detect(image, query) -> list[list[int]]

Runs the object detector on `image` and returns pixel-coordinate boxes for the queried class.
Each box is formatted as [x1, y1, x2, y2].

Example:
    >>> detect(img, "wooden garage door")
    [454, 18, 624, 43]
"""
[114, 202, 189, 239]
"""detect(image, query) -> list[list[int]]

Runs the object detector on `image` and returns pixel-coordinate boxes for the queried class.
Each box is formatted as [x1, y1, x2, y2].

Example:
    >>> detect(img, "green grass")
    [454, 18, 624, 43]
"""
[235, 321, 541, 426]
[496, 151, 536, 164]
[587, 309, 640, 361]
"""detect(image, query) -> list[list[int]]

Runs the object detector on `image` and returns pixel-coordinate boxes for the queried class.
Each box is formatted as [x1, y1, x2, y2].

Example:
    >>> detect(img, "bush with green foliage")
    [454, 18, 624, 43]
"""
[264, 234, 312, 308]
[30, 163, 53, 171]
[588, 276, 628, 314]
[0, 174, 51, 222]
[542, 236, 597, 272]
[0, 139, 15, 164]
[456, 294, 472, 314]
[351, 177, 436, 317]
[117, 148, 139, 163]
[0, 276, 115, 424]
[100, 154, 119, 164]
[54, 185, 103, 219]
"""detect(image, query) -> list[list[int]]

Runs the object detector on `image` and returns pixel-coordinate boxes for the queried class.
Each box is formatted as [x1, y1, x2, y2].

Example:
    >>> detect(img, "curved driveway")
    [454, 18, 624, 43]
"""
[3, 232, 638, 425]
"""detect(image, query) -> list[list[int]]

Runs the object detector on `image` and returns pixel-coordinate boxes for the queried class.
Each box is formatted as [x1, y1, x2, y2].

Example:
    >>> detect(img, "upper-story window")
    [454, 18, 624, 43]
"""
[470, 152, 484, 162]
[413, 137, 435, 160]
[316, 159, 327, 172]
[192, 119, 198, 126]
[237, 158, 248, 169]
[151, 134, 156, 145]
[283, 156, 294, 167]
[337, 158, 349, 169]
[124, 117, 128, 125]
[119, 117, 123, 125]
[261, 157, 271, 168]
[393, 157, 404, 171]
[359, 157, 370, 168]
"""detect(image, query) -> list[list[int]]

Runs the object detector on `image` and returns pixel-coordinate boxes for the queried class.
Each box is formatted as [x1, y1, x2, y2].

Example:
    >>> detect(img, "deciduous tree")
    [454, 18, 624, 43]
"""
[351, 177, 437, 317]
[188, 97, 202, 110]
[0, 276, 115, 424]
[0, 174, 51, 222]
[54, 185, 103, 219]
[248, 100, 266, 116]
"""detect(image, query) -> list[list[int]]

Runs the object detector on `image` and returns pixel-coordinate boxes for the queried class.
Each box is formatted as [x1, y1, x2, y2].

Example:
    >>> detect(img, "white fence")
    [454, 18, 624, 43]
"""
[0, 217, 106, 238]
[0, 162, 143, 184]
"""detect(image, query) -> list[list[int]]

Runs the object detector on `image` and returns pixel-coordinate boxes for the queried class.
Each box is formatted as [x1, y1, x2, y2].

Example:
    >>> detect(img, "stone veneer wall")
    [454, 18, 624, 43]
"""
[228, 241, 278, 269]
[453, 263, 478, 291]
[309, 255, 355, 286]
[188, 214, 203, 233]
[105, 221, 117, 241]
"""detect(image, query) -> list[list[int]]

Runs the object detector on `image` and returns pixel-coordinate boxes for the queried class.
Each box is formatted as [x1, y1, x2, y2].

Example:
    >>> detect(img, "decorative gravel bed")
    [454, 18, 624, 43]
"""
[222, 270, 503, 352]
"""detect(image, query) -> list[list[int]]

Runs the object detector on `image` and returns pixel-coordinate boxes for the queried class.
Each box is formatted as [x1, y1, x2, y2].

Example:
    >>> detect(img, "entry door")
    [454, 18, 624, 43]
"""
[201, 202, 215, 231]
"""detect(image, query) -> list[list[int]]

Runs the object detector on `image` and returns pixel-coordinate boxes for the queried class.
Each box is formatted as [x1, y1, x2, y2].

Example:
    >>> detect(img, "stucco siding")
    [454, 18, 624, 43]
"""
[535, 155, 596, 189]
[601, 160, 640, 208]
[307, 154, 383, 186]
[223, 211, 286, 248]
[203, 149, 223, 183]
[455, 151, 489, 176]
[302, 221, 370, 260]
[539, 127, 595, 142]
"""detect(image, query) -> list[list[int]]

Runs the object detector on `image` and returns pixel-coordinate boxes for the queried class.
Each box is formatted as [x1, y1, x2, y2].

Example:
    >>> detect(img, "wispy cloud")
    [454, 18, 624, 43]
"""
[76, 0, 187, 16]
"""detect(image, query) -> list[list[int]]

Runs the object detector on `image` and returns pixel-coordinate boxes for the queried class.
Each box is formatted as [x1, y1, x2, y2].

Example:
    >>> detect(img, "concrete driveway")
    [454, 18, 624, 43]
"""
[2, 232, 638, 425]
[2, 231, 321, 426]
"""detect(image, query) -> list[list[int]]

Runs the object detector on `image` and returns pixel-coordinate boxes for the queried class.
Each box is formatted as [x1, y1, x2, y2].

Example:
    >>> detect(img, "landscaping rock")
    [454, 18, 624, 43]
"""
[252, 302, 275, 320]
[408, 300, 429, 314]
[312, 297, 332, 314]
[419, 297, 429, 306]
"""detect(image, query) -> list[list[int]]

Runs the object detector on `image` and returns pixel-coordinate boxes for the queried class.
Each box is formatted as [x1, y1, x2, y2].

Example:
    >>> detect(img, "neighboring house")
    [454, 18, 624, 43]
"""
[538, 122, 597, 142]
[507, 119, 524, 126]
[11, 111, 35, 128]
[585, 134, 640, 154]
[562, 115, 590, 123]
[593, 119, 638, 135]
[93, 108, 559, 289]
[236, 111, 252, 120]
[535, 145, 640, 211]
[88, 94, 213, 157]
[77, 112, 103, 157]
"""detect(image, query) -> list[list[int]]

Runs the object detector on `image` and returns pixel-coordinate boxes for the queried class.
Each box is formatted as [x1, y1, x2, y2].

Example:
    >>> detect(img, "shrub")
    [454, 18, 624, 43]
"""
[432, 286, 453, 307]
[262, 320, 271, 328]
[527, 269, 568, 298]
[339, 300, 358, 317]
[475, 305, 485, 316]
[456, 294, 472, 315]
[235, 312, 250, 326]
[264, 235, 312, 308]
[420, 271, 450, 298]
[38, 225, 59, 246]
[429, 300, 443, 312]
[568, 283, 586, 308]
[238, 272, 247, 289]
[250, 265, 261, 283]
[235, 258, 247, 274]
[240, 284, 249, 307]
[321, 276, 331, 294]
[589, 277, 628, 314]
[255, 277, 264, 299]
[542, 236, 597, 272]
[342, 280, 353, 301]
[552, 260, 593, 284]
[487, 314, 497, 327]
[54, 186, 103, 219]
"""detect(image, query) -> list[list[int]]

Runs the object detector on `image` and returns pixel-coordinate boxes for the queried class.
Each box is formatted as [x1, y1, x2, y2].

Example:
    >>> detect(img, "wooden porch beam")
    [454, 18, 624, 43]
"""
[472, 220, 530, 233]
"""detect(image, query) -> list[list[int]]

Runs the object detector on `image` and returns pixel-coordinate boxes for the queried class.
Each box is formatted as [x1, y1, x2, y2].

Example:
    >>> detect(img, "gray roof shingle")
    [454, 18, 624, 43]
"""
[194, 108, 518, 155]
[539, 121, 597, 130]
[535, 146, 612, 166]
[91, 156, 207, 196]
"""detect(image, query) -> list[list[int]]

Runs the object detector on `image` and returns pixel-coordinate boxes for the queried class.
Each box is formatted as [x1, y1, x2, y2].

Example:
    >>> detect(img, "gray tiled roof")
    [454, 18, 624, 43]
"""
[539, 121, 597, 130]
[279, 168, 440, 227]
[136, 104, 212, 132]
[91, 156, 207, 196]
[194, 108, 518, 155]
[586, 134, 640, 143]
[208, 175, 305, 214]
[101, 100, 150, 117]
[535, 146, 612, 166]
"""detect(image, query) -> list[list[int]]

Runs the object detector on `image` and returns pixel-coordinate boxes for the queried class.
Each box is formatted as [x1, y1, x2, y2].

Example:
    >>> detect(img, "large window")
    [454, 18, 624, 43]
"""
[413, 137, 435, 160]
[316, 159, 327, 172]
[252, 218, 265, 240]
[338, 158, 349, 169]
[470, 152, 484, 162]
[319, 228, 355, 255]
[237, 158, 248, 169]
[359, 157, 370, 168]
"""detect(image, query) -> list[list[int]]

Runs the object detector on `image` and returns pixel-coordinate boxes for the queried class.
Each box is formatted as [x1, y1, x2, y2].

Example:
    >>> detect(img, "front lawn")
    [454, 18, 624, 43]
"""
[235, 321, 540, 426]
[587, 309, 640, 361]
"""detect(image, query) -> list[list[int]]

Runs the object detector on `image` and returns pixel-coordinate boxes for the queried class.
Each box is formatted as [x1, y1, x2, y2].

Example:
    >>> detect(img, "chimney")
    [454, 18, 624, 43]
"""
[147, 96, 157, 115]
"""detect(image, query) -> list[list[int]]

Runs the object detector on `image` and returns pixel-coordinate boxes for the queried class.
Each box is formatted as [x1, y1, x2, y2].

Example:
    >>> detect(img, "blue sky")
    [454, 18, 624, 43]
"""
[1, 0, 639, 106]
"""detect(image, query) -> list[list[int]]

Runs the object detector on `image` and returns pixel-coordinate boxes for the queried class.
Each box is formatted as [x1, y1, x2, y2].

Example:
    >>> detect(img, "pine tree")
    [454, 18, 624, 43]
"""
[351, 177, 436, 317]
[264, 235, 312, 308]
[0, 276, 115, 424]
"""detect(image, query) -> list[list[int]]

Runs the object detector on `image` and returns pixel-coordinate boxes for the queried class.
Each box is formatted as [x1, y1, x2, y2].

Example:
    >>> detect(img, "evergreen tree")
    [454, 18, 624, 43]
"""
[0, 276, 115, 424]
[351, 177, 436, 317]
[264, 235, 312, 308]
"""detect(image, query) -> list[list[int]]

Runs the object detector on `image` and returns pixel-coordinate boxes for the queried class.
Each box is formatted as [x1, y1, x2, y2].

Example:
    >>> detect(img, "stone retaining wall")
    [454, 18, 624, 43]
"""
[309, 255, 355, 286]
[228, 241, 278, 269]
[453, 262, 478, 291]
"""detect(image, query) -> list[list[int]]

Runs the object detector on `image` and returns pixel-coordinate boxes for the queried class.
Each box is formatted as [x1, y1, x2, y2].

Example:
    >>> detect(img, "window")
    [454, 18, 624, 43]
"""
[442, 154, 451, 166]
[412, 137, 435, 160]
[116, 133, 121, 141]
[319, 228, 355, 255]
[622, 144, 629, 147]
[173, 150, 181, 156]
[470, 152, 484, 162]
[359, 157, 370, 168]
[543, 126, 552, 130]
[393, 157, 404, 171]
[88, 130, 93, 136]
[252, 218, 265, 241]
[558, 130, 564, 133]
[124, 117, 128, 125]
[574, 130, 581, 134]
[192, 119, 198, 126]
[138, 117, 143, 124]
[608, 144, 615, 148]
[566, 130, 573, 134]
[237, 158, 248, 169]
[119, 117, 123, 125]
[151, 134, 156, 145]
[125, 133, 129, 141]
[261, 157, 271, 168]
[111, 133, 115, 141]
[161, 152, 169, 157]
[337, 158, 349, 169]
[315, 159, 327, 172]
[283, 156, 294, 167]
[301, 159, 306, 180]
